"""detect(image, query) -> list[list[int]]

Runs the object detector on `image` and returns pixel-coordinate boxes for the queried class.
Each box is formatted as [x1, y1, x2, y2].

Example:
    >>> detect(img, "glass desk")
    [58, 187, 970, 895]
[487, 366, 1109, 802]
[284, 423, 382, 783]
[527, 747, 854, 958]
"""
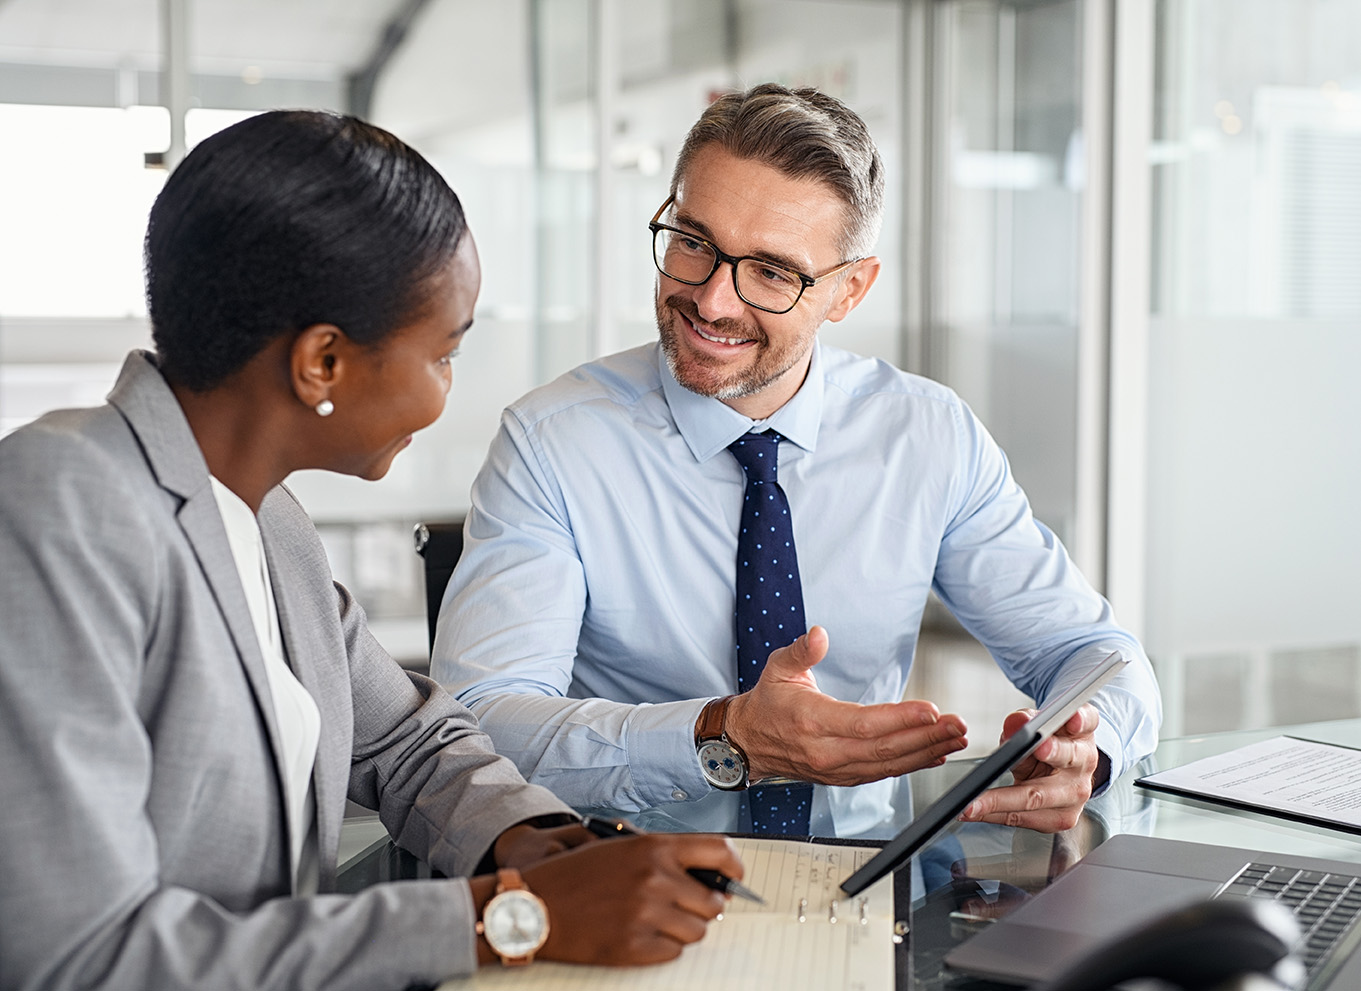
[338, 719, 1361, 988]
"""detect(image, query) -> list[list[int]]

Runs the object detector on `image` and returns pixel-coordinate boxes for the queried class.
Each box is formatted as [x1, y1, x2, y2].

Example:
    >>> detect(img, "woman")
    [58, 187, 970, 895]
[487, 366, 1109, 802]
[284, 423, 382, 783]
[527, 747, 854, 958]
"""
[0, 111, 739, 990]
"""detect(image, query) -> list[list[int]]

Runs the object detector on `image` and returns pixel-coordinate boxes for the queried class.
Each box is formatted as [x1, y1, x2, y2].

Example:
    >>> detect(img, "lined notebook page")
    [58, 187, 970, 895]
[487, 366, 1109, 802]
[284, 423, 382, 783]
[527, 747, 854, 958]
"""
[442, 838, 896, 991]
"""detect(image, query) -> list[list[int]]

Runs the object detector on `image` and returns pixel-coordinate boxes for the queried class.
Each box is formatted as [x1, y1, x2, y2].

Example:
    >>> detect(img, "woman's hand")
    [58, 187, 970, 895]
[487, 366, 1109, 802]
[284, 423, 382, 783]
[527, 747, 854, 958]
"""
[520, 833, 744, 966]
[492, 822, 596, 870]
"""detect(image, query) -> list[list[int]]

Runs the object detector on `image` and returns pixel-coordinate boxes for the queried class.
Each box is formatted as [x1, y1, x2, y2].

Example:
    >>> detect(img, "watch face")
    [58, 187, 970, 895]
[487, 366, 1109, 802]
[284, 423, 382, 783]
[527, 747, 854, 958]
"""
[698, 740, 746, 788]
[484, 890, 549, 959]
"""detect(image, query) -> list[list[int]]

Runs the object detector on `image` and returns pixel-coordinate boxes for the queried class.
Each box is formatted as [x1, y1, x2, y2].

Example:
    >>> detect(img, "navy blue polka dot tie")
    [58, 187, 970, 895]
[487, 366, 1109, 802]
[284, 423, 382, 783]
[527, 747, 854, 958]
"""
[729, 431, 813, 835]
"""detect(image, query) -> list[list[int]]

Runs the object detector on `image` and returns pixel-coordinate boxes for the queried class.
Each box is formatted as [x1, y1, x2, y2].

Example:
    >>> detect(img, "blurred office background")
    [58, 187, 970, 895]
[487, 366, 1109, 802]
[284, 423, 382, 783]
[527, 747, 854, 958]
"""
[1, 0, 1357, 748]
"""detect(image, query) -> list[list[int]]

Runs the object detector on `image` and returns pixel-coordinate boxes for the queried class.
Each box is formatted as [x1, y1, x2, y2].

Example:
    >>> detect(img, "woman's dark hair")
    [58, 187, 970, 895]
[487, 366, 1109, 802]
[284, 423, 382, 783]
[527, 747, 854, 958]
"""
[145, 110, 467, 391]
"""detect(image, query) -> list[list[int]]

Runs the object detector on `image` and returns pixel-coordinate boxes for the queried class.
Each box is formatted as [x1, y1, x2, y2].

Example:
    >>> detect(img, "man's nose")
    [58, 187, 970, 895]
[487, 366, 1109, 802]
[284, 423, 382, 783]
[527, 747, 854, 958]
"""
[691, 262, 748, 323]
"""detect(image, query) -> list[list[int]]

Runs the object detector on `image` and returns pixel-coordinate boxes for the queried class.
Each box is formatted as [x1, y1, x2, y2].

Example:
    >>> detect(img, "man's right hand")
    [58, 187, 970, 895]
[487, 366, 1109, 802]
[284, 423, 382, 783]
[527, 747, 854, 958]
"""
[723, 625, 968, 785]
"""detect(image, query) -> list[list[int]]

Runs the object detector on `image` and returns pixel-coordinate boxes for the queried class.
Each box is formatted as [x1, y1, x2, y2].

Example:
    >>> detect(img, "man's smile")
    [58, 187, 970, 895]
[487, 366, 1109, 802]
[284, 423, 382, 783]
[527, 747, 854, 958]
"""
[691, 319, 756, 348]
[672, 301, 761, 351]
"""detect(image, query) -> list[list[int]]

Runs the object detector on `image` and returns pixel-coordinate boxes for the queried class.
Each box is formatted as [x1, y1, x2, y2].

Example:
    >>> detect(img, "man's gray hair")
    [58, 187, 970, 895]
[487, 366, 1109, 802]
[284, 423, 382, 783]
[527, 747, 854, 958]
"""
[669, 83, 885, 260]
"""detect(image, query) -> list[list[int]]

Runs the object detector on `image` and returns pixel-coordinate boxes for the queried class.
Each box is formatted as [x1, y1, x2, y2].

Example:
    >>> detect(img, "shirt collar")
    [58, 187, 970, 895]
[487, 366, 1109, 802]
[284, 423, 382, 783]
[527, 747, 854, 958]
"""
[209, 475, 263, 547]
[659, 340, 824, 463]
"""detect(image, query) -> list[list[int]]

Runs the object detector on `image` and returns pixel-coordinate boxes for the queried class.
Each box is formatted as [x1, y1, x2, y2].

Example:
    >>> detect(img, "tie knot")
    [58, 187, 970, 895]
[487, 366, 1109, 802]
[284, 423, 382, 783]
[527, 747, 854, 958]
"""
[728, 431, 781, 484]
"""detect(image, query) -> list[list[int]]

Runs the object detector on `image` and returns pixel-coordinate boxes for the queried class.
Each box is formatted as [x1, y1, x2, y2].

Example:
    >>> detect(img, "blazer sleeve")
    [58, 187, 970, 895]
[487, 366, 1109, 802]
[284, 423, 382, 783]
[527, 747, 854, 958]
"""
[0, 421, 556, 991]
[255, 486, 576, 877]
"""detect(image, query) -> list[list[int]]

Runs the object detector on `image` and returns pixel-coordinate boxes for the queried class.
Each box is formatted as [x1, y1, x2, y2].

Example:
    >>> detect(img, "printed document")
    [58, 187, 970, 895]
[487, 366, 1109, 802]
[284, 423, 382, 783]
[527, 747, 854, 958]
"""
[1137, 735, 1361, 831]
[440, 837, 895, 991]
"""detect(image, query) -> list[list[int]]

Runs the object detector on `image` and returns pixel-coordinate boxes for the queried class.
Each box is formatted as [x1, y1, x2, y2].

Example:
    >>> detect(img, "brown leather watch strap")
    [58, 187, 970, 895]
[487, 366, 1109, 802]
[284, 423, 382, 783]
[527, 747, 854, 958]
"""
[695, 695, 736, 746]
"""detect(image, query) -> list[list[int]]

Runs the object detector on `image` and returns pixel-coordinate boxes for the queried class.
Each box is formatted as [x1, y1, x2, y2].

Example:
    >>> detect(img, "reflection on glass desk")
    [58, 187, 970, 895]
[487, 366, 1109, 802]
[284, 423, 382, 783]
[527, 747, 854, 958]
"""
[338, 719, 1361, 989]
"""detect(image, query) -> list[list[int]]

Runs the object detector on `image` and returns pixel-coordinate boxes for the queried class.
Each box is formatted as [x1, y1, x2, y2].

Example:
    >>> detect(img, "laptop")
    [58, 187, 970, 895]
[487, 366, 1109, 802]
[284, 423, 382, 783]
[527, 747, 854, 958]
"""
[943, 832, 1361, 989]
[839, 652, 1129, 897]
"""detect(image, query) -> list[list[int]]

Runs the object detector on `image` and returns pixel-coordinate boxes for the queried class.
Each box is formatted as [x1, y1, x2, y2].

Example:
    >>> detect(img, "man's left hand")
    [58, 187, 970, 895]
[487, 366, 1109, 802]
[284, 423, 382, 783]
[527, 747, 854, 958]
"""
[957, 703, 1103, 833]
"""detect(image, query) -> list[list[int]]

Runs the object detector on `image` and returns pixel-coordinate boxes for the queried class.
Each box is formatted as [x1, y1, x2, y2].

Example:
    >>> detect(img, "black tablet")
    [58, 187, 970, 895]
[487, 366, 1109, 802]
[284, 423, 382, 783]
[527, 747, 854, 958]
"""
[839, 652, 1129, 897]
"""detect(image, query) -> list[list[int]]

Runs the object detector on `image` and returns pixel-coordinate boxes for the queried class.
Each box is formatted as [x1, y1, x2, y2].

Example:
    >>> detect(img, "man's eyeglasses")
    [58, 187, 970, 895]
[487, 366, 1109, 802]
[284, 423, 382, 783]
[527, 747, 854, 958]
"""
[648, 197, 859, 315]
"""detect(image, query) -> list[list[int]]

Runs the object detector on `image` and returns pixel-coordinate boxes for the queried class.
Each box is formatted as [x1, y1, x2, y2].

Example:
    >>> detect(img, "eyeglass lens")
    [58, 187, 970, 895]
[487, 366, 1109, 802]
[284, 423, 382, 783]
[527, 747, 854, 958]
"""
[653, 228, 804, 312]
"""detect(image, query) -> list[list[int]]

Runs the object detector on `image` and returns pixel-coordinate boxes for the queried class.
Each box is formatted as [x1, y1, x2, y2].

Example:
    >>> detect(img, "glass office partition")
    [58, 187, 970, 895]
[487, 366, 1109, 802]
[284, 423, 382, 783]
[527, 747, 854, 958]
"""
[361, 0, 908, 662]
[534, 0, 907, 371]
[927, 0, 1089, 553]
[1144, 0, 1361, 733]
[905, 0, 1100, 742]
[370, 0, 905, 474]
[527, 0, 596, 380]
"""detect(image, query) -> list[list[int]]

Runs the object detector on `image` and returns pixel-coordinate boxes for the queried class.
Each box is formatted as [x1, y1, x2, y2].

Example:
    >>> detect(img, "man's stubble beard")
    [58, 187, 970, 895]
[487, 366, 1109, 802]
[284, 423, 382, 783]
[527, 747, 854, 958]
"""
[656, 292, 805, 402]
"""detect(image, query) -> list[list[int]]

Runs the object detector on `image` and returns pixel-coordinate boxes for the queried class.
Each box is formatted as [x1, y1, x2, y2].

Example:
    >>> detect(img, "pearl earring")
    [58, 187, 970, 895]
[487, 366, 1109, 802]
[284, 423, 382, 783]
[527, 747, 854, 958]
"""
[315, 399, 335, 417]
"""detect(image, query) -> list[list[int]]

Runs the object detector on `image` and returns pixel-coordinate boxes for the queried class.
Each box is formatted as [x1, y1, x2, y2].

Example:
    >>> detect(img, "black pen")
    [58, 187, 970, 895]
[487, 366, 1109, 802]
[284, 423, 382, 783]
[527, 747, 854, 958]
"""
[579, 815, 766, 904]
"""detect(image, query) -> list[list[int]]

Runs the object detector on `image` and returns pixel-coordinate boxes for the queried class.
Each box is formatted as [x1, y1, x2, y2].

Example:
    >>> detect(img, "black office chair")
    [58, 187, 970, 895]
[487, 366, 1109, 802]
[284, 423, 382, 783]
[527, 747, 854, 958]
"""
[413, 520, 465, 652]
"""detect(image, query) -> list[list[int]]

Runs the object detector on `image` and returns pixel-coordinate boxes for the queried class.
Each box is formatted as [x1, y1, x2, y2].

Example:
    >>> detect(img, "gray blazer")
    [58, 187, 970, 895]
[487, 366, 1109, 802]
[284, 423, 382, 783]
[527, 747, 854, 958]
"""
[0, 351, 572, 990]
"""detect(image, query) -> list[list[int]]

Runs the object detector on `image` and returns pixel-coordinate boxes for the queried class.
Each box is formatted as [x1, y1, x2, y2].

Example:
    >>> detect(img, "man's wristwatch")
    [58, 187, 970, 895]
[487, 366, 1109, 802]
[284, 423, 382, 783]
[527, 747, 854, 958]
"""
[476, 868, 550, 966]
[695, 695, 750, 791]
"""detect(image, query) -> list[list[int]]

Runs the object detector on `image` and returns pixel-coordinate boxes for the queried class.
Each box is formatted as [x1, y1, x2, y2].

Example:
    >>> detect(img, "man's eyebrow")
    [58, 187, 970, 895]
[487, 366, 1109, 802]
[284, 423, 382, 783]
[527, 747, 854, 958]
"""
[672, 210, 717, 242]
[671, 210, 809, 275]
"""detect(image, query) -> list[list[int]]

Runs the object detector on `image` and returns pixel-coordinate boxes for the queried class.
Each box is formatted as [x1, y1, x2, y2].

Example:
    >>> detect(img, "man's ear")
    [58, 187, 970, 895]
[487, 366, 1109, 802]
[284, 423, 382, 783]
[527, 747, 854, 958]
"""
[290, 324, 344, 409]
[825, 256, 881, 323]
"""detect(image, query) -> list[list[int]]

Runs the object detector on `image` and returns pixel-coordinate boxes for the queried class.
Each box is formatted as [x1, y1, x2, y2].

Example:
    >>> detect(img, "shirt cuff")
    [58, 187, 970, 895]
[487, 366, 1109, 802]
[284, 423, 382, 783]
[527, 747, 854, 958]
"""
[1091, 719, 1124, 796]
[622, 697, 714, 807]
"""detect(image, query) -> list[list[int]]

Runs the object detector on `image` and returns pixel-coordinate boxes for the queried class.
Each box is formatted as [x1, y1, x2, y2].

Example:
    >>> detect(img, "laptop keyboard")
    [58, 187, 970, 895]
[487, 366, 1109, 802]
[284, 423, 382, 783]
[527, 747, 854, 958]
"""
[1217, 862, 1361, 975]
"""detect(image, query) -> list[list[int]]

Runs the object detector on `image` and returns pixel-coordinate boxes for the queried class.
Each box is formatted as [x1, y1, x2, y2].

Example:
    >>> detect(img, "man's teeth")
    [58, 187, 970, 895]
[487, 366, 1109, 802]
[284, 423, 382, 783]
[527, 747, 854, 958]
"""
[695, 325, 750, 346]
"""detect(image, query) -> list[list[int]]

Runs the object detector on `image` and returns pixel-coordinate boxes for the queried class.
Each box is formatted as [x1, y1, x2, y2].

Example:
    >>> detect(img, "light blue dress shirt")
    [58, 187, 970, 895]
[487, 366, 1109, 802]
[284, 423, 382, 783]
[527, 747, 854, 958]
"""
[432, 341, 1160, 835]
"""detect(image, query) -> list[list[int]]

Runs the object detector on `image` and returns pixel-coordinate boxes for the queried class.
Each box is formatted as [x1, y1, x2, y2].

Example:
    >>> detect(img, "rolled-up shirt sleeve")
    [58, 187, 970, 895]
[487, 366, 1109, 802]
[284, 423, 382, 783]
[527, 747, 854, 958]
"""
[930, 400, 1161, 785]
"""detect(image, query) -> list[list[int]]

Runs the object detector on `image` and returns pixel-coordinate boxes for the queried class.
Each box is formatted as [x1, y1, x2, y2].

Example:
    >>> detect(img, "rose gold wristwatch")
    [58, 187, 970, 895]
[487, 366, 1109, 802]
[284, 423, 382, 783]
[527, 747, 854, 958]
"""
[476, 868, 550, 966]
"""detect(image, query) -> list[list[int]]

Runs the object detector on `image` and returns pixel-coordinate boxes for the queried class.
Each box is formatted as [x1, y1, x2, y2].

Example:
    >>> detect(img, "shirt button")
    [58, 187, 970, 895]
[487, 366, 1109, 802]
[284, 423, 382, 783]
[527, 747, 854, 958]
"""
[671, 789, 688, 801]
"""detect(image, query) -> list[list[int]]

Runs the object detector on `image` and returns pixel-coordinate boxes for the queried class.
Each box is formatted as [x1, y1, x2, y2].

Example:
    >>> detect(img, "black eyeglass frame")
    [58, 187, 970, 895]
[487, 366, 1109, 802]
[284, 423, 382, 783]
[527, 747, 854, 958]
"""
[648, 196, 861, 315]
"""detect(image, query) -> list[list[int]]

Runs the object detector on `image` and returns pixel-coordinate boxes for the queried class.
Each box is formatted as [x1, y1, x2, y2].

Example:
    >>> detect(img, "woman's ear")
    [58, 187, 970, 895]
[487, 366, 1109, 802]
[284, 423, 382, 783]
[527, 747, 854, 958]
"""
[290, 324, 344, 410]
[825, 256, 882, 324]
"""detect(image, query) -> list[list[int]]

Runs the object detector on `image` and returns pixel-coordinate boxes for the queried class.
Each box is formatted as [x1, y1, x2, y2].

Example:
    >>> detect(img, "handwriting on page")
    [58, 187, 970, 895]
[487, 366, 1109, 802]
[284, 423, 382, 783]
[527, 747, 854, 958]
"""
[443, 838, 897, 991]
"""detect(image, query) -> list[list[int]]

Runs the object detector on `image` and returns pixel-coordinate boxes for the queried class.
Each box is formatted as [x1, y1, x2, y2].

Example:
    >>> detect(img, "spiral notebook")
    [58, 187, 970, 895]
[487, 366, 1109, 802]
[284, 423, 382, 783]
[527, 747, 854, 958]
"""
[442, 836, 902, 990]
[444, 653, 1127, 990]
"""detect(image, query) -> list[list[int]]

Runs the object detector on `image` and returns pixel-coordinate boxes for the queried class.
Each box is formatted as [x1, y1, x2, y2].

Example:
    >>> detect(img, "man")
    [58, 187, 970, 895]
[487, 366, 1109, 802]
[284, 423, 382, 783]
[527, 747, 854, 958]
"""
[433, 83, 1160, 837]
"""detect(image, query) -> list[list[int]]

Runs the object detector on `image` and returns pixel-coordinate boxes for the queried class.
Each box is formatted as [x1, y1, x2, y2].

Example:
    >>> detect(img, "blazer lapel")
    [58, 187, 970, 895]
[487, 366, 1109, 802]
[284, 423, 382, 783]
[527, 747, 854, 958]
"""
[262, 523, 348, 886]
[105, 351, 291, 809]
[177, 491, 289, 765]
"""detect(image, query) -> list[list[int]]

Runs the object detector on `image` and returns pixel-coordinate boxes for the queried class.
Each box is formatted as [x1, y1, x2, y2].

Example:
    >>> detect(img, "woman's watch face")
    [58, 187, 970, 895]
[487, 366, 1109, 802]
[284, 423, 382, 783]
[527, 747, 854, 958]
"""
[484, 890, 549, 960]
